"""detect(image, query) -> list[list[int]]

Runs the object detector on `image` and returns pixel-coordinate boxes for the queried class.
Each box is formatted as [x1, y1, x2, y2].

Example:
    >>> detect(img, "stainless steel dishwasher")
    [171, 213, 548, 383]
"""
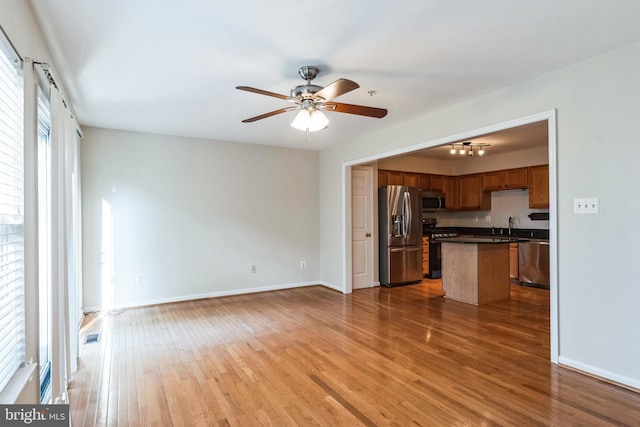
[518, 240, 550, 289]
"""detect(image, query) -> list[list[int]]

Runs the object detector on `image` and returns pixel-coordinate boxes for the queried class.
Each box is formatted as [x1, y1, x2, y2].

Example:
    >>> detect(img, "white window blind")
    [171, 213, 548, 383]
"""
[0, 30, 24, 394]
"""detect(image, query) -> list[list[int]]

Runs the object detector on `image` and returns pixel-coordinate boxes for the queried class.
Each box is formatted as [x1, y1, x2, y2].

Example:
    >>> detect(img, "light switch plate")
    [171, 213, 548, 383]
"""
[585, 197, 599, 214]
[574, 197, 599, 214]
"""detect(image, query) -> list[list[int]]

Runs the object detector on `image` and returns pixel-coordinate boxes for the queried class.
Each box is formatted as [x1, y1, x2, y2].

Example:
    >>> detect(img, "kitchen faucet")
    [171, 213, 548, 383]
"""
[508, 216, 514, 235]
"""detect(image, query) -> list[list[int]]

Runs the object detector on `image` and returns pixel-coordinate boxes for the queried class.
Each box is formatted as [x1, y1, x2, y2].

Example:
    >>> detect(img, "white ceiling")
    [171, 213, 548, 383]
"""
[412, 120, 550, 161]
[28, 0, 640, 150]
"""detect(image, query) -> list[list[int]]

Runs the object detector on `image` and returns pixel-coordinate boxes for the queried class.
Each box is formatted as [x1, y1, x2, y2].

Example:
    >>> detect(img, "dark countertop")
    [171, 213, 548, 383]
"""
[423, 225, 549, 240]
[437, 236, 518, 244]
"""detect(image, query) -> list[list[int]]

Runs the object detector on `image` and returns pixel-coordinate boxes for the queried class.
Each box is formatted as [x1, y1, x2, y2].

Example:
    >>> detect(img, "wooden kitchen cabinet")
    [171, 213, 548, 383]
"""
[422, 236, 429, 276]
[417, 173, 431, 191]
[456, 174, 491, 210]
[482, 168, 528, 191]
[509, 242, 519, 280]
[528, 165, 549, 208]
[481, 171, 504, 191]
[378, 169, 427, 188]
[442, 176, 455, 210]
[504, 168, 528, 189]
[402, 172, 419, 187]
[387, 170, 404, 185]
[430, 174, 456, 210]
[430, 175, 444, 192]
[378, 169, 388, 188]
[379, 167, 534, 210]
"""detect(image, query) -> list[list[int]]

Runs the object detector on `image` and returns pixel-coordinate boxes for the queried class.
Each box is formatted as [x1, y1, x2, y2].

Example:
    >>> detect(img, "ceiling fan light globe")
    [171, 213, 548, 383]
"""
[291, 109, 311, 131]
[308, 110, 329, 132]
[291, 109, 329, 132]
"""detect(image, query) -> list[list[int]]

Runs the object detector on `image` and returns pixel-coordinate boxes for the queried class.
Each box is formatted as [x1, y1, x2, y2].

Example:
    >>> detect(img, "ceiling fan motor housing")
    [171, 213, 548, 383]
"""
[291, 84, 323, 99]
[291, 66, 324, 100]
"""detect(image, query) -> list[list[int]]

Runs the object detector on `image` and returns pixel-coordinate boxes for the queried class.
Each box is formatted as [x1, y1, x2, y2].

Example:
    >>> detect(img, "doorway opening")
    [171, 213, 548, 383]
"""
[344, 110, 558, 362]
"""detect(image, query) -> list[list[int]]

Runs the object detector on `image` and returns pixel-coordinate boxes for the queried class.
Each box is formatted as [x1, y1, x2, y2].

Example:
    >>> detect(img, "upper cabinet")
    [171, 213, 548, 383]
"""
[481, 167, 528, 191]
[378, 165, 548, 211]
[481, 171, 504, 192]
[378, 170, 432, 190]
[442, 176, 455, 209]
[528, 165, 549, 208]
[417, 173, 431, 191]
[387, 170, 404, 186]
[430, 175, 444, 192]
[402, 172, 419, 187]
[456, 174, 491, 210]
[504, 168, 529, 189]
[378, 170, 388, 187]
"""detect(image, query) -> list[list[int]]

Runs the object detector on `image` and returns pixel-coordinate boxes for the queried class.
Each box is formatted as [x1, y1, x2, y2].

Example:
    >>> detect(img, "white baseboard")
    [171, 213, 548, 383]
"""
[317, 280, 344, 293]
[558, 356, 640, 391]
[83, 280, 335, 312]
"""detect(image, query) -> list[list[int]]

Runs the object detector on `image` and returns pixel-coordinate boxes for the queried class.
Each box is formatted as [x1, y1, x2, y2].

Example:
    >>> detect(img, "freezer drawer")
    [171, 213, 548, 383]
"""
[382, 245, 423, 286]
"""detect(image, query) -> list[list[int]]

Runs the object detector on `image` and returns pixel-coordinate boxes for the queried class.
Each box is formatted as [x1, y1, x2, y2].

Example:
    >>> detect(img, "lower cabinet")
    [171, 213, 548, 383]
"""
[509, 243, 519, 280]
[422, 236, 429, 276]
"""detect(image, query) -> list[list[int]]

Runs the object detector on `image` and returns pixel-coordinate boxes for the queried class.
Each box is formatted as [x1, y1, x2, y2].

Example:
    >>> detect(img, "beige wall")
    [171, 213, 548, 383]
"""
[81, 127, 320, 308]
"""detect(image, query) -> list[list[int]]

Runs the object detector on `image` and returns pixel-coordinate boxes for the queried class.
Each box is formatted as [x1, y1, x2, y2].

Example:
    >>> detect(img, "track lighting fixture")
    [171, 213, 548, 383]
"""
[449, 141, 489, 157]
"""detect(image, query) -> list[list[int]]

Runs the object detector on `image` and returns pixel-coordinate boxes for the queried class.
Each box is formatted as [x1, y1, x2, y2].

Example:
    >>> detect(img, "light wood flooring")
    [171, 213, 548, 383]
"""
[68, 280, 640, 426]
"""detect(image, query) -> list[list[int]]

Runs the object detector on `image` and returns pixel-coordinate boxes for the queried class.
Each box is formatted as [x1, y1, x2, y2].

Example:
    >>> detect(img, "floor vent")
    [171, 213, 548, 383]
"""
[85, 333, 100, 344]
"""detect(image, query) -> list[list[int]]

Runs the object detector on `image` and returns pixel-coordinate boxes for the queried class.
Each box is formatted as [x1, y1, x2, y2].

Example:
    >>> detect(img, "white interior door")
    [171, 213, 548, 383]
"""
[352, 167, 374, 289]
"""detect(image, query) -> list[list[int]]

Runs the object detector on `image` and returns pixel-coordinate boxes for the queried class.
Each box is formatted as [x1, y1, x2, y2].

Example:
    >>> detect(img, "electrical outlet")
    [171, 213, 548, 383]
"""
[251, 265, 256, 274]
[300, 260, 306, 269]
[485, 215, 491, 222]
[136, 274, 143, 284]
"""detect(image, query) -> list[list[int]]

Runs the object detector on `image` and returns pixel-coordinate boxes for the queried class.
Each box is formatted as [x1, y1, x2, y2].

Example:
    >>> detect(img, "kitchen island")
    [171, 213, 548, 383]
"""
[438, 237, 513, 305]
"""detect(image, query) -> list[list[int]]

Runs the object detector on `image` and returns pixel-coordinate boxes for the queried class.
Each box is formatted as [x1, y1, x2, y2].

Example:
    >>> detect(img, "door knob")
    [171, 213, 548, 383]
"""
[365, 232, 371, 237]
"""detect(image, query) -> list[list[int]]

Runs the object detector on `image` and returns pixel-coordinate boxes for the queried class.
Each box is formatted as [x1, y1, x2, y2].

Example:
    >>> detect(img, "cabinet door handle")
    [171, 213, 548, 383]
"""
[365, 232, 371, 237]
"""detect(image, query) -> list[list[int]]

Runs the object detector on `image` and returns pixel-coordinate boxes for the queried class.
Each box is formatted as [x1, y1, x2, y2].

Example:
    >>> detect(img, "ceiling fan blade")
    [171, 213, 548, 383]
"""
[324, 102, 388, 118]
[236, 86, 293, 101]
[241, 106, 298, 123]
[313, 79, 359, 101]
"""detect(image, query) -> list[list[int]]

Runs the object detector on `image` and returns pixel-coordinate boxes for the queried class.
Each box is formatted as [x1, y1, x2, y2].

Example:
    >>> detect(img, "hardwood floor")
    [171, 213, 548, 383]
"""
[68, 280, 640, 426]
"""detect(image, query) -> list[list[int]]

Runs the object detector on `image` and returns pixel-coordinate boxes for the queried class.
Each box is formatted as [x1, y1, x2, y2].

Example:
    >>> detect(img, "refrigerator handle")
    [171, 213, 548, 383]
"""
[404, 191, 411, 238]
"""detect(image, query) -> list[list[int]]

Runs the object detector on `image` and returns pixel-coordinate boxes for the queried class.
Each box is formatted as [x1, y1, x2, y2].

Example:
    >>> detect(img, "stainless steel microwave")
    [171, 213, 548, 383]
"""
[421, 191, 446, 212]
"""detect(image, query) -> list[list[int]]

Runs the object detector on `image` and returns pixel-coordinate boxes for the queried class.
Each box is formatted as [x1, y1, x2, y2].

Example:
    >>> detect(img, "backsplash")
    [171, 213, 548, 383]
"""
[425, 189, 549, 230]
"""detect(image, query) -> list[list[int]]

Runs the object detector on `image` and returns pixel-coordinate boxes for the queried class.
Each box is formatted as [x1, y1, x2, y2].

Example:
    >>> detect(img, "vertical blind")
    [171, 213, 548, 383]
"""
[0, 31, 24, 394]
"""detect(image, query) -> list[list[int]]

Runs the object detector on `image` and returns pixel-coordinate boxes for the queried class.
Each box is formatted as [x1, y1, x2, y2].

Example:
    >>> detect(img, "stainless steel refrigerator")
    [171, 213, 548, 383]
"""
[379, 185, 423, 286]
